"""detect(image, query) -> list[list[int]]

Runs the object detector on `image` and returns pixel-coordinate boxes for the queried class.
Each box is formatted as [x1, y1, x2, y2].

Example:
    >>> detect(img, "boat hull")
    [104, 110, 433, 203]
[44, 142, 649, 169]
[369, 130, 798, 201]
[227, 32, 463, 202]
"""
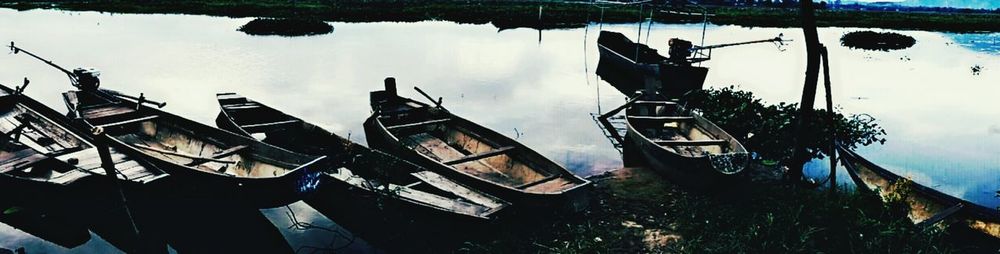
[596, 31, 709, 98]
[364, 114, 591, 214]
[63, 90, 325, 208]
[622, 96, 748, 189]
[838, 146, 1000, 240]
[214, 93, 509, 220]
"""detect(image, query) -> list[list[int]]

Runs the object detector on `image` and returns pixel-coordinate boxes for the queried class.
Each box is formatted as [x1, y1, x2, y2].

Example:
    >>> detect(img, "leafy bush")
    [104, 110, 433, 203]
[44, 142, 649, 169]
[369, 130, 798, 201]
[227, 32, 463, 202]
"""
[238, 18, 333, 36]
[841, 31, 916, 51]
[683, 86, 886, 165]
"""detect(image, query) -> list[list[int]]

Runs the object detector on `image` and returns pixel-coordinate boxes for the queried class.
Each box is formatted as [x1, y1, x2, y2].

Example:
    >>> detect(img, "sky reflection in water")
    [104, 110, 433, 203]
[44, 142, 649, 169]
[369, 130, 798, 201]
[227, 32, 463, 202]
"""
[0, 8, 997, 251]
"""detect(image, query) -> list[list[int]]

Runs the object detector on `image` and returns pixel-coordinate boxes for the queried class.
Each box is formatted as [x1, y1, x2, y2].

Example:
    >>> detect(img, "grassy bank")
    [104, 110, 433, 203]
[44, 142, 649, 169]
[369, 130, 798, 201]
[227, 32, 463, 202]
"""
[2, 0, 1000, 32]
[463, 167, 965, 253]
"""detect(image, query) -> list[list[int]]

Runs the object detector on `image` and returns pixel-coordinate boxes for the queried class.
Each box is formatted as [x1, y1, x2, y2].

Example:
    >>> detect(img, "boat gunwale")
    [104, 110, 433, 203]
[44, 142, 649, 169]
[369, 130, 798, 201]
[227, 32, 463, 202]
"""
[370, 97, 591, 196]
[623, 94, 748, 175]
[215, 93, 509, 219]
[67, 89, 324, 180]
[837, 145, 1000, 223]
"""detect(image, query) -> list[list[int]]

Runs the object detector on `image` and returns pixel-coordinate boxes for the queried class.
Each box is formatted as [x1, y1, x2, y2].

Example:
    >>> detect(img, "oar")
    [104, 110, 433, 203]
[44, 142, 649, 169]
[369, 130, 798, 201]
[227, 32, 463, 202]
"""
[413, 86, 443, 108]
[596, 91, 644, 144]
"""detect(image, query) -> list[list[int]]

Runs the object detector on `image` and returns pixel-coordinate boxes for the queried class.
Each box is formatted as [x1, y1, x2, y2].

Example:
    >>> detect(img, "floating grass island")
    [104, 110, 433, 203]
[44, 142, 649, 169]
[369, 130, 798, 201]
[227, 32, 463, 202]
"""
[238, 18, 333, 36]
[840, 31, 916, 51]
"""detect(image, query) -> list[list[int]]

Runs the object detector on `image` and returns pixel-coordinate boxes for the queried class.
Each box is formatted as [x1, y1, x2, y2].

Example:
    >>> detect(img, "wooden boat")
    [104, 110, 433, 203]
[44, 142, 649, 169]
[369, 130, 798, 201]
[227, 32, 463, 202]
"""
[597, 31, 709, 97]
[62, 88, 329, 208]
[363, 78, 591, 213]
[215, 92, 509, 222]
[619, 92, 748, 188]
[0, 83, 167, 206]
[837, 145, 1000, 239]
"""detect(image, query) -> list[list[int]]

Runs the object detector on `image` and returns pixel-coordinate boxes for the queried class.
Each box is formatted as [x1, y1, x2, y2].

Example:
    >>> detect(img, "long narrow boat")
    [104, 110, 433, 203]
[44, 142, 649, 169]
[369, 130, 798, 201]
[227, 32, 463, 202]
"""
[0, 83, 167, 206]
[597, 31, 709, 97]
[621, 92, 748, 188]
[838, 145, 1000, 239]
[214, 93, 509, 223]
[363, 78, 591, 213]
[62, 88, 329, 208]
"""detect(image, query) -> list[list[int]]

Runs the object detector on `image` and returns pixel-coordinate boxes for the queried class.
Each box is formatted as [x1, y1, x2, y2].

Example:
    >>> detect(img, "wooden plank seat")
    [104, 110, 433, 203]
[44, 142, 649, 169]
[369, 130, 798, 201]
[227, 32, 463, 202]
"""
[239, 119, 300, 133]
[915, 203, 964, 229]
[442, 146, 516, 165]
[653, 139, 728, 146]
[633, 100, 679, 106]
[0, 149, 49, 173]
[386, 118, 451, 131]
[96, 115, 159, 128]
[330, 168, 491, 216]
[411, 170, 506, 209]
[515, 173, 561, 190]
[80, 106, 136, 120]
[184, 145, 248, 166]
[222, 103, 262, 110]
[627, 116, 695, 122]
[403, 133, 520, 186]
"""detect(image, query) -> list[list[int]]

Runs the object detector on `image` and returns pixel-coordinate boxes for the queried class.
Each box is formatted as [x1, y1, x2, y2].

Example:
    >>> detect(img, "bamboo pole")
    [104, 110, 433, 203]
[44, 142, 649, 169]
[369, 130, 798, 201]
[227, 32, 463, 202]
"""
[789, 0, 822, 181]
[821, 46, 837, 193]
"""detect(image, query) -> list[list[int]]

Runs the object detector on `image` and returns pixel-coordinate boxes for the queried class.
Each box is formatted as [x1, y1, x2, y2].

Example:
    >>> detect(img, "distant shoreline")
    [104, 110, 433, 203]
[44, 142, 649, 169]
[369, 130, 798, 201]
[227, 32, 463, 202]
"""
[2, 1, 999, 33]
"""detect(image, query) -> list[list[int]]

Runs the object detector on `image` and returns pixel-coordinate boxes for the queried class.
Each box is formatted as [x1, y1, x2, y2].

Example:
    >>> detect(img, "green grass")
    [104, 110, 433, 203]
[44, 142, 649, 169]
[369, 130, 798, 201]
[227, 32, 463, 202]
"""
[2, 1, 1000, 32]
[462, 167, 961, 253]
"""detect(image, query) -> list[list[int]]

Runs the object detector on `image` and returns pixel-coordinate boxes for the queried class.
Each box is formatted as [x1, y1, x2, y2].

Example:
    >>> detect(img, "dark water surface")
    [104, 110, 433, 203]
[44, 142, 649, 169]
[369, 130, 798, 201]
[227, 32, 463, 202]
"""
[0, 8, 998, 252]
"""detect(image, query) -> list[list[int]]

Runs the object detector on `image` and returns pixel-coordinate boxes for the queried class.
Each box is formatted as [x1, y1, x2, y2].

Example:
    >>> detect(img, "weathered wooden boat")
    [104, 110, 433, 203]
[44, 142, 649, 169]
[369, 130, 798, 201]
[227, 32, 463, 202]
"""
[597, 31, 709, 97]
[215, 93, 508, 224]
[838, 145, 1000, 239]
[62, 88, 329, 208]
[0, 82, 167, 206]
[605, 92, 748, 188]
[597, 31, 784, 98]
[363, 78, 591, 213]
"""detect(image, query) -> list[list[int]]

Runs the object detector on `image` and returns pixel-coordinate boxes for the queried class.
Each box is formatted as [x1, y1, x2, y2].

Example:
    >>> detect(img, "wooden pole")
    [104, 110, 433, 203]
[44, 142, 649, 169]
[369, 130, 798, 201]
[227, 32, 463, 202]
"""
[91, 127, 146, 253]
[789, 0, 822, 181]
[821, 46, 837, 193]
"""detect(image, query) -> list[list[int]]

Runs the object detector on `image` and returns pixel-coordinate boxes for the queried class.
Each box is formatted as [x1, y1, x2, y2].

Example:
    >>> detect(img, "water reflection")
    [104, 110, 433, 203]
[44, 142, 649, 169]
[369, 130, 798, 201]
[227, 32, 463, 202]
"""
[946, 33, 1000, 55]
[0, 7, 997, 250]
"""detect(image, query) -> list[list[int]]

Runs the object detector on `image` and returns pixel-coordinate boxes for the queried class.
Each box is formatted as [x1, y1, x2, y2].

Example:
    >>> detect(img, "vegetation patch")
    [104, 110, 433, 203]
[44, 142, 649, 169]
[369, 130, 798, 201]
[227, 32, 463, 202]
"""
[462, 167, 962, 253]
[238, 18, 333, 36]
[683, 86, 887, 166]
[3, 1, 1000, 32]
[840, 31, 916, 51]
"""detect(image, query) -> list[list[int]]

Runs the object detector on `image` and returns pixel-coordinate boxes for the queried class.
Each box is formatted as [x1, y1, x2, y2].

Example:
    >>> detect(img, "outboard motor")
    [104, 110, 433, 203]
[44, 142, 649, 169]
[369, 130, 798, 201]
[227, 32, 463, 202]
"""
[72, 68, 101, 91]
[667, 38, 694, 66]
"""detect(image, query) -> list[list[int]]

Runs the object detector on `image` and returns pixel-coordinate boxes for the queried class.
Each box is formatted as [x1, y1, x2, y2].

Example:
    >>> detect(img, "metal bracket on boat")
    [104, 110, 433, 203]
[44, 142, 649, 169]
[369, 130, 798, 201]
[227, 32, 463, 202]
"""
[14, 78, 29, 95]
[414, 86, 443, 108]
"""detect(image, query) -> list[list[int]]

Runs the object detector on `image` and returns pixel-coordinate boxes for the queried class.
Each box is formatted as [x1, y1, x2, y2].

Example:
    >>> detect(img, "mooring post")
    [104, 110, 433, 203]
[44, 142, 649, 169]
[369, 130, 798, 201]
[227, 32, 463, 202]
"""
[91, 127, 145, 253]
[790, 0, 822, 182]
[821, 46, 837, 194]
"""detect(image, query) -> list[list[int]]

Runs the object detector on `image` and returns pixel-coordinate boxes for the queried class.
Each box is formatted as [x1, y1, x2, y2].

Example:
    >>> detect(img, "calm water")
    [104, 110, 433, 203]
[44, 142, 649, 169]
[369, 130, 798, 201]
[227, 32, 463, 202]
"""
[845, 0, 1000, 10]
[0, 8, 998, 251]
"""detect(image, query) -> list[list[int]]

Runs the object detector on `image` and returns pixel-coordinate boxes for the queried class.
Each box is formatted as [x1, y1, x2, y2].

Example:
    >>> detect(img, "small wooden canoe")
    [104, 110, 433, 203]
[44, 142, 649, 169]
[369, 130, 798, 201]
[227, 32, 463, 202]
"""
[215, 93, 508, 222]
[62, 89, 329, 208]
[0, 84, 167, 206]
[216, 93, 507, 221]
[838, 145, 1000, 239]
[622, 93, 748, 188]
[363, 78, 591, 213]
